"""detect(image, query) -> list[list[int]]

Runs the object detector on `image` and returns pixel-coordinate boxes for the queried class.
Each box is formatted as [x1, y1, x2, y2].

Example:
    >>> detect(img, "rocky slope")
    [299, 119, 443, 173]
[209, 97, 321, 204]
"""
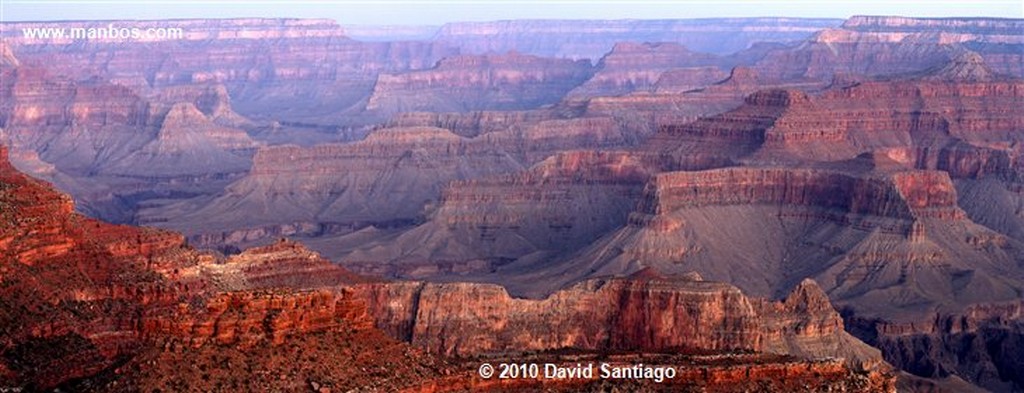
[0, 49, 260, 223]
[334, 62, 1024, 390]
[0, 143, 458, 391]
[336, 150, 667, 279]
[846, 301, 1024, 392]
[0, 145, 895, 391]
[137, 126, 526, 248]
[140, 109, 649, 250]
[567, 42, 723, 98]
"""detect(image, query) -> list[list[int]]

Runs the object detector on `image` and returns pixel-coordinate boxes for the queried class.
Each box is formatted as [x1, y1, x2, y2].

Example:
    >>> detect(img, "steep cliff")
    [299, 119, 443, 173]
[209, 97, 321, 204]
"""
[338, 150, 668, 279]
[137, 126, 526, 248]
[4, 19, 460, 125]
[568, 42, 723, 98]
[352, 272, 884, 372]
[1, 147, 896, 391]
[0, 143, 471, 391]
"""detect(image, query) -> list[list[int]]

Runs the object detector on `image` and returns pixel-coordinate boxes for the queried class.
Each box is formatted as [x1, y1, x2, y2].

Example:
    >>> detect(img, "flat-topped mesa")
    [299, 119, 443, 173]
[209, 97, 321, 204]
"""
[435, 151, 658, 229]
[442, 150, 660, 198]
[365, 52, 593, 113]
[743, 88, 812, 107]
[351, 275, 882, 367]
[143, 125, 526, 244]
[656, 89, 800, 144]
[569, 42, 721, 97]
[633, 167, 964, 223]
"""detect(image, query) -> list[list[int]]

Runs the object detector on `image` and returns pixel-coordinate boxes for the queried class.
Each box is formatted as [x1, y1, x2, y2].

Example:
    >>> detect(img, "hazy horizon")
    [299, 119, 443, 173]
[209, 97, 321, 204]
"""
[2, 0, 1021, 25]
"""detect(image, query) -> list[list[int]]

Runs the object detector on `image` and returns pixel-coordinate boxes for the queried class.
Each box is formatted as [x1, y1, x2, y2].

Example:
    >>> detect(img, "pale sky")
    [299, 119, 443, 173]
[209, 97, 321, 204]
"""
[1, 0, 1021, 24]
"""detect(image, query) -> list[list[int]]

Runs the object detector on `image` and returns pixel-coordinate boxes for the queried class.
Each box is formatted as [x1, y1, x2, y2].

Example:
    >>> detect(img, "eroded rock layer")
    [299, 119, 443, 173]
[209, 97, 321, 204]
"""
[0, 146, 893, 391]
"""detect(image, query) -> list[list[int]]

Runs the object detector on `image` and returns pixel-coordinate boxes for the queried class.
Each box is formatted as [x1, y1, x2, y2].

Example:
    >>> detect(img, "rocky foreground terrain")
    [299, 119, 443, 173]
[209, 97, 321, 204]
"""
[0, 145, 894, 391]
[1, 14, 1023, 392]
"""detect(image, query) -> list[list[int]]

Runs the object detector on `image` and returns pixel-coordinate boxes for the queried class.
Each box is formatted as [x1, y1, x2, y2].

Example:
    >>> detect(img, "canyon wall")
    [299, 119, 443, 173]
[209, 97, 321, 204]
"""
[433, 18, 842, 58]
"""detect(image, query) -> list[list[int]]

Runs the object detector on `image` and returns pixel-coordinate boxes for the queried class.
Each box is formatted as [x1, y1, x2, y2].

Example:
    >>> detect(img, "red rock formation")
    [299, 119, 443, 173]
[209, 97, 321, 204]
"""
[636, 167, 962, 221]
[0, 144, 446, 390]
[206, 239, 368, 290]
[352, 272, 884, 370]
[1, 146, 897, 391]
[0, 143, 203, 388]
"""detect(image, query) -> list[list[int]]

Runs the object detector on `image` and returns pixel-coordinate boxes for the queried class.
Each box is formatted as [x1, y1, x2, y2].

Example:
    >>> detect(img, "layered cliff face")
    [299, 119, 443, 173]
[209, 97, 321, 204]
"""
[0, 51, 261, 224]
[433, 18, 842, 59]
[567, 42, 723, 98]
[352, 271, 885, 371]
[846, 301, 1024, 393]
[333, 66, 1024, 390]
[365, 52, 593, 114]
[141, 107, 652, 250]
[583, 66, 827, 145]
[3, 19, 460, 125]
[0, 144, 463, 391]
[752, 16, 1024, 82]
[0, 143, 201, 388]
[337, 150, 668, 280]
[137, 126, 526, 248]
[1, 146, 896, 391]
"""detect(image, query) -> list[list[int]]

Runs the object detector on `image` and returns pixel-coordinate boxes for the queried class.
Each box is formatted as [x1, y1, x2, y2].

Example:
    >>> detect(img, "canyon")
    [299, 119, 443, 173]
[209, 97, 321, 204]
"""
[1, 14, 1023, 392]
[0, 144, 892, 391]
